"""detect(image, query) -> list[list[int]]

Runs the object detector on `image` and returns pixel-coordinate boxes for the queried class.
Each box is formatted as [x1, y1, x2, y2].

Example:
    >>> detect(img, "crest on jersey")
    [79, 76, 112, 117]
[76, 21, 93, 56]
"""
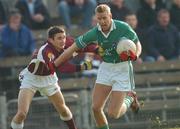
[47, 52, 55, 61]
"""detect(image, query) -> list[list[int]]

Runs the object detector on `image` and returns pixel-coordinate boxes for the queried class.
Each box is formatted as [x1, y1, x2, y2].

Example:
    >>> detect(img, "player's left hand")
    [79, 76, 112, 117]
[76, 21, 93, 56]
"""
[120, 50, 137, 61]
[81, 60, 93, 70]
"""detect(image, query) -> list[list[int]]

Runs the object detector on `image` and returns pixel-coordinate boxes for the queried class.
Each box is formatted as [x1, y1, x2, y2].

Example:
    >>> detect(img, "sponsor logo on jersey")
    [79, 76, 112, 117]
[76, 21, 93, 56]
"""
[47, 52, 55, 61]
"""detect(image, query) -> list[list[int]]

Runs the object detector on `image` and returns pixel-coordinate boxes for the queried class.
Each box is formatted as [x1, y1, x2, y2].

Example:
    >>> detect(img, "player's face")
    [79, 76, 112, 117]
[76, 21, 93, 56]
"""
[51, 32, 66, 51]
[96, 12, 112, 32]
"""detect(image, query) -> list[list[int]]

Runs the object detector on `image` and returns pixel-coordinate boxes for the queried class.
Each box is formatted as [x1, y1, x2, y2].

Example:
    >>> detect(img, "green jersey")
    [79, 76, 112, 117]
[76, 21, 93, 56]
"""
[75, 20, 139, 63]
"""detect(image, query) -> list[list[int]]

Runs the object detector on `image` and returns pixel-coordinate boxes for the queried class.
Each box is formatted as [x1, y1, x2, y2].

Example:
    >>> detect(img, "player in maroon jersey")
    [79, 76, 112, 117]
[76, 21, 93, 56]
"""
[10, 26, 97, 129]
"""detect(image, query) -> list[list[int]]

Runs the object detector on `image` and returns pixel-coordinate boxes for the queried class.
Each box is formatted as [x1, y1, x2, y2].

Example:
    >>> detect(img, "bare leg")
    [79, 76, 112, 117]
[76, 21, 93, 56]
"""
[92, 83, 112, 128]
[48, 90, 77, 129]
[107, 91, 127, 119]
[11, 88, 35, 129]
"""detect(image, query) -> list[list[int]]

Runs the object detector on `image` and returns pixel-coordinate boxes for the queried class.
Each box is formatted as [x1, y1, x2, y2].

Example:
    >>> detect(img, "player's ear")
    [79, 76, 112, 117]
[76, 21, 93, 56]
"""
[48, 38, 54, 43]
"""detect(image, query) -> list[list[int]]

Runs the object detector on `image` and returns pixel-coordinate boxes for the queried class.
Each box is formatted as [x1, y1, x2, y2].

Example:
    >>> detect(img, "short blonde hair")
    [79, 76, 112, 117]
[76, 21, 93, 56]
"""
[95, 4, 111, 14]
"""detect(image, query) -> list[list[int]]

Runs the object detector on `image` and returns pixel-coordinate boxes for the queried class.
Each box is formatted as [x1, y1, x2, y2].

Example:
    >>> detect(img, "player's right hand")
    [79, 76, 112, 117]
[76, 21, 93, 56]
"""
[120, 50, 137, 61]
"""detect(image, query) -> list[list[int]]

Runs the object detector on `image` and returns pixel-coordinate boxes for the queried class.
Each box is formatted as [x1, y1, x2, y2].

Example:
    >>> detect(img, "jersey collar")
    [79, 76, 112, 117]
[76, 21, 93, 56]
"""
[97, 20, 116, 38]
[47, 41, 64, 53]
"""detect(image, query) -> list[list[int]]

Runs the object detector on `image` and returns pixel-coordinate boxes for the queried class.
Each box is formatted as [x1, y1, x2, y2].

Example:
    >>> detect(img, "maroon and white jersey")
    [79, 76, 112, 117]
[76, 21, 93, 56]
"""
[27, 37, 97, 76]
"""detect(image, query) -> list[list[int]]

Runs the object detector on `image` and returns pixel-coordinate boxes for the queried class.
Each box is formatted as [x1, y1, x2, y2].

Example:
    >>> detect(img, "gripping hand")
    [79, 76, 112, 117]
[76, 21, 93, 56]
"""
[96, 46, 105, 57]
[120, 50, 137, 61]
[81, 60, 93, 71]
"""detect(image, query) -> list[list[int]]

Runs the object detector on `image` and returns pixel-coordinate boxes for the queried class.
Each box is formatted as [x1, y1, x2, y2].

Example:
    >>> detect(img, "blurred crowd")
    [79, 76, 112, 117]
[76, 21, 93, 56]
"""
[0, 0, 180, 65]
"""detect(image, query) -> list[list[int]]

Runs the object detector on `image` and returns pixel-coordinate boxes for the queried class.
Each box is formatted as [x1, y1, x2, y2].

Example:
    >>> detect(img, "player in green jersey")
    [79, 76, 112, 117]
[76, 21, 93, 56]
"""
[54, 4, 142, 129]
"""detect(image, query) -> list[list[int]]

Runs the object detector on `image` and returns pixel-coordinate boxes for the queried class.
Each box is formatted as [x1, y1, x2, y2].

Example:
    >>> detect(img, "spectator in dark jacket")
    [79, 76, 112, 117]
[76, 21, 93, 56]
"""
[0, 0, 7, 55]
[137, 0, 163, 30]
[170, 0, 180, 31]
[146, 9, 180, 62]
[109, 0, 130, 21]
[0, 9, 35, 58]
[0, 0, 7, 30]
[125, 12, 146, 63]
[0, 1, 6, 23]
[140, 0, 166, 9]
[15, 0, 51, 30]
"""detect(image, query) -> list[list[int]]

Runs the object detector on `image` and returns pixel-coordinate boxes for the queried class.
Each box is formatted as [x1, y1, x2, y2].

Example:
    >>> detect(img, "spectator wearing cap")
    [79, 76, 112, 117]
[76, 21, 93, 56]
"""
[0, 9, 35, 58]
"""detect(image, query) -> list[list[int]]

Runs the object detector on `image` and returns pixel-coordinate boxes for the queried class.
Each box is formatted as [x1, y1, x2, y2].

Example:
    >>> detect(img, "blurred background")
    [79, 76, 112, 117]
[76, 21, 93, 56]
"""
[0, 0, 180, 129]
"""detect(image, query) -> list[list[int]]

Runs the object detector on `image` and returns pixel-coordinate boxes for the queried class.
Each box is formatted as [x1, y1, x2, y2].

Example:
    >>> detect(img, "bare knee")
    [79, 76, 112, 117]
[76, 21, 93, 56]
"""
[60, 109, 70, 117]
[15, 111, 27, 121]
[58, 105, 73, 121]
[108, 108, 120, 119]
[92, 104, 103, 114]
[58, 104, 72, 117]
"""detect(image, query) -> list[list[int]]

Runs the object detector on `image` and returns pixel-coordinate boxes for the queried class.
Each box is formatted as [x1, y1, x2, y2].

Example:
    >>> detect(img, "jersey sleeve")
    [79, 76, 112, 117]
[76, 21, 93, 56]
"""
[57, 61, 81, 73]
[123, 23, 139, 44]
[75, 28, 97, 48]
[77, 43, 98, 53]
[64, 36, 74, 49]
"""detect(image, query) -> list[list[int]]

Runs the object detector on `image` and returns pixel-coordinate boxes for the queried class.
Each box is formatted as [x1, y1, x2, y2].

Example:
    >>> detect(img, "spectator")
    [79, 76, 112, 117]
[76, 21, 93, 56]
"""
[58, 0, 97, 29]
[124, 0, 141, 13]
[140, 0, 166, 8]
[109, 0, 130, 21]
[146, 9, 180, 62]
[0, 0, 7, 30]
[170, 0, 180, 31]
[15, 0, 51, 30]
[137, 0, 163, 29]
[125, 12, 146, 63]
[0, 9, 35, 58]
[155, 0, 166, 8]
[91, 15, 97, 27]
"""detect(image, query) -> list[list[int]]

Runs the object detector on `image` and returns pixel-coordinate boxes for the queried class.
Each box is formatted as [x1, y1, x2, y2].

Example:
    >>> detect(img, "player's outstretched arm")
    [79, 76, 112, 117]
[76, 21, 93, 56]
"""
[54, 43, 79, 67]
[57, 60, 92, 73]
[77, 44, 98, 53]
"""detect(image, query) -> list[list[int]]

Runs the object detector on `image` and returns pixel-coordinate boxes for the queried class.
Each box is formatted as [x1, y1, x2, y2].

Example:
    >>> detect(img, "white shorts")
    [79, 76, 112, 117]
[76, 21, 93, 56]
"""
[19, 68, 60, 96]
[96, 61, 135, 91]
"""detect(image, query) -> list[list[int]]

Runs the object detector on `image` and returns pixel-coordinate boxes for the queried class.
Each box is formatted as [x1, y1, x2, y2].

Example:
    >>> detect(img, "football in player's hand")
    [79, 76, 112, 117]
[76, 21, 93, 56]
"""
[116, 39, 137, 61]
[116, 39, 136, 54]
